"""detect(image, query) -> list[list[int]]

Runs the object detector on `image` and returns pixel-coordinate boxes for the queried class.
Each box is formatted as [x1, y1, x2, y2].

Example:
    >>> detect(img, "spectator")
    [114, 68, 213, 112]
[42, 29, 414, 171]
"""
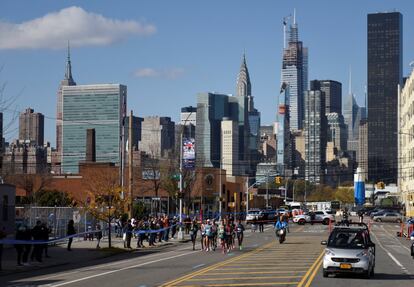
[67, 220, 76, 251]
[41, 223, 51, 258]
[15, 225, 26, 266]
[124, 219, 133, 249]
[31, 220, 43, 262]
[96, 224, 103, 249]
[22, 226, 32, 266]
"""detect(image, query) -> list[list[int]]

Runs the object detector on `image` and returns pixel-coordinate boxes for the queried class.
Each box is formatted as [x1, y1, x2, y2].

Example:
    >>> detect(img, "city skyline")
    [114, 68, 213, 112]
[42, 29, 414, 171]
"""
[1, 1, 414, 146]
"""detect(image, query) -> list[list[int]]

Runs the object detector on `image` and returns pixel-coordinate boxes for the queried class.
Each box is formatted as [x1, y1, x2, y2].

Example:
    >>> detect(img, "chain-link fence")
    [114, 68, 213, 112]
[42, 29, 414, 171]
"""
[15, 206, 106, 239]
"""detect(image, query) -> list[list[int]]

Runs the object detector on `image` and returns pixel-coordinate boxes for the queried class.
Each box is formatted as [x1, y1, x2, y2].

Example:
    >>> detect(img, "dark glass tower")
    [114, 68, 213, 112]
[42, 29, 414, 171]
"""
[367, 12, 402, 183]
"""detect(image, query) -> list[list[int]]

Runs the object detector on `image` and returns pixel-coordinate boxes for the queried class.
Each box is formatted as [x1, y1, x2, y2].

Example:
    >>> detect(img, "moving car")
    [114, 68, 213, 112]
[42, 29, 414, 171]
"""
[372, 212, 402, 223]
[293, 210, 335, 225]
[322, 222, 375, 278]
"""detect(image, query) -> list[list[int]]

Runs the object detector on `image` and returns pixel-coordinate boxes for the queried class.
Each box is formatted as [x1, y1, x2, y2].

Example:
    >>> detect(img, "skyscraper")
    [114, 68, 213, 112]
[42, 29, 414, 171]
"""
[304, 88, 327, 183]
[19, 108, 44, 146]
[221, 119, 239, 176]
[61, 84, 126, 173]
[281, 12, 308, 131]
[236, 54, 260, 175]
[367, 12, 402, 183]
[139, 116, 175, 158]
[196, 92, 230, 169]
[276, 82, 293, 175]
[56, 43, 76, 153]
[311, 80, 342, 115]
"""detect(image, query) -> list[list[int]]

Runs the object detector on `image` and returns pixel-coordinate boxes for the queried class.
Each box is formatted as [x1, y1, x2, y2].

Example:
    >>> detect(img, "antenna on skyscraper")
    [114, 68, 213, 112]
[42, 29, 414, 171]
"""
[283, 14, 291, 49]
[293, 8, 296, 25]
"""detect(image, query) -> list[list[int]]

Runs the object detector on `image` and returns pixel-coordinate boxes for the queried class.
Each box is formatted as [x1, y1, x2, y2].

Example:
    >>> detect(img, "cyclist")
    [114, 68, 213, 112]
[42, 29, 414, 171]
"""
[236, 220, 245, 250]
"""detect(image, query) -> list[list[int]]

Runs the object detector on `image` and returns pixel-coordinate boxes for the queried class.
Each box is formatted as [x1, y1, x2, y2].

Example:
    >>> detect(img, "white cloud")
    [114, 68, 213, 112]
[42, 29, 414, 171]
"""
[134, 68, 185, 79]
[0, 6, 156, 49]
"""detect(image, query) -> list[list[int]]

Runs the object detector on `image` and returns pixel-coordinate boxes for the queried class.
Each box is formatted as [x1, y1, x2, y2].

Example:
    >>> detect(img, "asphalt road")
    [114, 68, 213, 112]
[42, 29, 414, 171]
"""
[3, 221, 414, 287]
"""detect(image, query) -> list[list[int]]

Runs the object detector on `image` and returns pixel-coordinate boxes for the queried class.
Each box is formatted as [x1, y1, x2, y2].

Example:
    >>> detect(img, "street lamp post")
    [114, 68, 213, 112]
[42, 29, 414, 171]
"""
[178, 111, 193, 240]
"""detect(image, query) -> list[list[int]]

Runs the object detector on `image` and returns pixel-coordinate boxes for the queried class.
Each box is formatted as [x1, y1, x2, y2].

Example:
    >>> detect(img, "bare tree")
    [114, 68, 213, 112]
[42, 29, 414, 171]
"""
[82, 166, 127, 248]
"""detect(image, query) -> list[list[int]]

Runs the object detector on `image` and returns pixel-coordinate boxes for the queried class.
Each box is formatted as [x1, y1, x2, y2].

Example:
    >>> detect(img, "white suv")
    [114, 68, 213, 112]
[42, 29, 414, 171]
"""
[293, 210, 335, 225]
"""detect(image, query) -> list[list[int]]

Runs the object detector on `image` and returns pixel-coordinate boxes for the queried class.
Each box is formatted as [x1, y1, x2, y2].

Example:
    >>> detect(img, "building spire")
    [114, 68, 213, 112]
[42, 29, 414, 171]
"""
[348, 65, 352, 95]
[65, 41, 75, 84]
[237, 53, 251, 97]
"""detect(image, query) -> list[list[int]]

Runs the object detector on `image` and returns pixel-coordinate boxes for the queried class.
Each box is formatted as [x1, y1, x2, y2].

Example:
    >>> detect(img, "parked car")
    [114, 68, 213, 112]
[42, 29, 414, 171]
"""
[293, 210, 335, 225]
[246, 209, 260, 223]
[372, 212, 402, 223]
[322, 223, 375, 278]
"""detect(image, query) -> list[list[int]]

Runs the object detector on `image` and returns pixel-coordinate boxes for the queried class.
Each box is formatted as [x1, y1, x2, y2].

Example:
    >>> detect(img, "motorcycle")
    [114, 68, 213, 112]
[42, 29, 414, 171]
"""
[276, 228, 286, 244]
[411, 236, 414, 259]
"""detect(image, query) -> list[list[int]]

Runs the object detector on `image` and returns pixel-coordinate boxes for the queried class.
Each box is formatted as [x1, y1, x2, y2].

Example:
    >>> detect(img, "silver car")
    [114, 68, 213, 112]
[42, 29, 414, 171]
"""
[322, 225, 375, 278]
[372, 212, 402, 223]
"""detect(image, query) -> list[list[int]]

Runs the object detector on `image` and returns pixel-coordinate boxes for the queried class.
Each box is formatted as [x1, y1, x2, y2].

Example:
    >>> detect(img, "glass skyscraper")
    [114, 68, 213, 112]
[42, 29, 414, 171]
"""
[367, 12, 402, 183]
[281, 15, 308, 131]
[62, 84, 127, 173]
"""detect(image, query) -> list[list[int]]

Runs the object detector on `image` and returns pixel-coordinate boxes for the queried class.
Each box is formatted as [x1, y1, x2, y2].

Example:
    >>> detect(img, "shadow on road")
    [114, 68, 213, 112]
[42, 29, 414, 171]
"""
[331, 273, 414, 281]
[0, 244, 177, 287]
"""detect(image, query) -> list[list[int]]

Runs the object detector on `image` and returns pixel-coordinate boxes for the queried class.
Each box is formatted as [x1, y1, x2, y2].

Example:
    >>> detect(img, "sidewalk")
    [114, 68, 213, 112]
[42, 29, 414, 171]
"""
[0, 234, 190, 276]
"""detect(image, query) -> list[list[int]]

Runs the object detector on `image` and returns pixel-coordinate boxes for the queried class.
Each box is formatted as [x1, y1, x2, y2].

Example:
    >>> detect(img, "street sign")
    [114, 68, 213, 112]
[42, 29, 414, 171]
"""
[73, 211, 81, 223]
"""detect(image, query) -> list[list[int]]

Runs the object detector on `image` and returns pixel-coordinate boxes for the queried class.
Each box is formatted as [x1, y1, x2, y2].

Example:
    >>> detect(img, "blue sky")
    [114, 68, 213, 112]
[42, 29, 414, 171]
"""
[1, 0, 413, 145]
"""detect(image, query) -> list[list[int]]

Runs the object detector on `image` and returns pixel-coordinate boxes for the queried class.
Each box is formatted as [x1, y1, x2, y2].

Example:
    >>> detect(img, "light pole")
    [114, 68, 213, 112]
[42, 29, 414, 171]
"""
[178, 111, 193, 240]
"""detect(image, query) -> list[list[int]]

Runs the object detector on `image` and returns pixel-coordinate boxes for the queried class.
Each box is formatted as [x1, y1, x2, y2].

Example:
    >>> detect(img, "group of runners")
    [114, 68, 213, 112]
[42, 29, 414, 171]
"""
[189, 217, 245, 254]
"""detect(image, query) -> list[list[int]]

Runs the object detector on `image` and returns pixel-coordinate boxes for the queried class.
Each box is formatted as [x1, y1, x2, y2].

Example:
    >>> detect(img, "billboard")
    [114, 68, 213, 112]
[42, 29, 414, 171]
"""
[183, 137, 195, 169]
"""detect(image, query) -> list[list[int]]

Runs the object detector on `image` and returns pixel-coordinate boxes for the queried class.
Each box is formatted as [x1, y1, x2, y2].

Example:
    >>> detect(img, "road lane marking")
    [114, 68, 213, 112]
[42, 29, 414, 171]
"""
[160, 242, 275, 286]
[296, 250, 324, 287]
[303, 256, 323, 287]
[47, 250, 197, 287]
[371, 231, 410, 275]
[187, 275, 303, 281]
[380, 225, 411, 252]
[179, 283, 300, 287]
[206, 271, 307, 275]
[192, 264, 205, 269]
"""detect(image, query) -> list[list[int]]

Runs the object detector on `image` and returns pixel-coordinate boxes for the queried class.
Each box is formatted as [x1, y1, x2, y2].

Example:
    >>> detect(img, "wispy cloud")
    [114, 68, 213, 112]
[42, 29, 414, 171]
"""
[0, 6, 156, 49]
[133, 68, 185, 79]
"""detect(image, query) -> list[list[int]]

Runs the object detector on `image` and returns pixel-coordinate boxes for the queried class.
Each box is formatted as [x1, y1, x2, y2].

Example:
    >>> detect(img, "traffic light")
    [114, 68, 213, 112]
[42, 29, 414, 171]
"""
[249, 193, 254, 200]
[275, 176, 282, 184]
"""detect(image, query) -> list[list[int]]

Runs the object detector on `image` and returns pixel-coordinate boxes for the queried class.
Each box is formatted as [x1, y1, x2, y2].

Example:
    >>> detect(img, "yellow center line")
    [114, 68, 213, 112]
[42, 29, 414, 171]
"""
[160, 242, 274, 287]
[296, 250, 324, 287]
[178, 282, 300, 287]
[205, 271, 308, 275]
[187, 275, 303, 281]
[304, 255, 324, 287]
[224, 263, 312, 266]
[220, 267, 311, 270]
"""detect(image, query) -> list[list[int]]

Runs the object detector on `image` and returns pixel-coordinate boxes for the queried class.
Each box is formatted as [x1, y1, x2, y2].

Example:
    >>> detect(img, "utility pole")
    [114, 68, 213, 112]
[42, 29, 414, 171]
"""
[128, 110, 133, 218]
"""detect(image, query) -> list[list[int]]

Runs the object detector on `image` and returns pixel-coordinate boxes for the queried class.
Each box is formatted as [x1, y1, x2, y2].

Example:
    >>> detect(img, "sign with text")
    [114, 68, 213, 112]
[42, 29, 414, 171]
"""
[183, 137, 195, 169]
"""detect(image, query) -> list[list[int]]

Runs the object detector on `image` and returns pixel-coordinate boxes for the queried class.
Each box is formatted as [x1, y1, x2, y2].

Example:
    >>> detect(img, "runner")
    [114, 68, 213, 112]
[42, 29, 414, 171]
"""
[211, 219, 218, 251]
[200, 220, 206, 251]
[236, 220, 245, 250]
[204, 219, 213, 251]
[218, 219, 227, 254]
[225, 219, 232, 251]
[189, 218, 198, 251]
